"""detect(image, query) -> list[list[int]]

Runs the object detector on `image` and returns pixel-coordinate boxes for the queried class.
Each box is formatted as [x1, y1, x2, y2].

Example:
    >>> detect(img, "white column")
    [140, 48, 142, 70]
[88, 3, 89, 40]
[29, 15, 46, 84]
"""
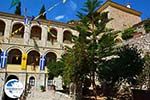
[41, 25, 48, 46]
[24, 25, 31, 45]
[57, 28, 64, 45]
[4, 19, 12, 43]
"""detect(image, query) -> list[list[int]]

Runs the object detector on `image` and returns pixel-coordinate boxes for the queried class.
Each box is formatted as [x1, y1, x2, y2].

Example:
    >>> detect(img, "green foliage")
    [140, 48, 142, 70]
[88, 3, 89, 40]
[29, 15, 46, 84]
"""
[47, 1, 118, 98]
[137, 52, 150, 87]
[98, 46, 144, 84]
[47, 60, 64, 80]
[10, 0, 20, 9]
[63, 0, 117, 86]
[144, 52, 150, 69]
[14, 2, 21, 15]
[40, 85, 45, 92]
[121, 27, 136, 40]
[62, 43, 90, 85]
[39, 5, 46, 19]
[144, 19, 150, 33]
[98, 32, 117, 58]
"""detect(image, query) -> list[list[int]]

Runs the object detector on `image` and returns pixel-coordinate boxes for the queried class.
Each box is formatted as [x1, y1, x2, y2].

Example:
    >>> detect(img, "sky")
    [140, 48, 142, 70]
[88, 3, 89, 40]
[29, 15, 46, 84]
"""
[0, 0, 150, 23]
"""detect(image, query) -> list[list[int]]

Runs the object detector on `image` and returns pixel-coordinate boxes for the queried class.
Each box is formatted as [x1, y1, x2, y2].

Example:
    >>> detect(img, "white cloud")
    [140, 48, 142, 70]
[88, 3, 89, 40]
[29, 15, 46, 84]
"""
[55, 15, 65, 20]
[70, 0, 77, 11]
[62, 0, 67, 4]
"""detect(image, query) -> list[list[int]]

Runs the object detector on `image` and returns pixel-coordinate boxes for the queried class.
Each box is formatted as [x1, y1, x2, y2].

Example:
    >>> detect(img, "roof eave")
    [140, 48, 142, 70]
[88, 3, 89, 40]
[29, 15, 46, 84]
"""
[97, 0, 142, 17]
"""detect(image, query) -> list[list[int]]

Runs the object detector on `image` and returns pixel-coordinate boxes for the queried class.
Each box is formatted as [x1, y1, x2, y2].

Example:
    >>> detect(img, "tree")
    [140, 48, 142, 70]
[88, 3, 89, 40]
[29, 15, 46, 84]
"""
[144, 52, 150, 89]
[14, 2, 21, 15]
[47, 0, 117, 99]
[47, 60, 65, 80]
[144, 19, 150, 33]
[63, 0, 117, 99]
[39, 5, 46, 19]
[137, 52, 150, 89]
[98, 45, 144, 97]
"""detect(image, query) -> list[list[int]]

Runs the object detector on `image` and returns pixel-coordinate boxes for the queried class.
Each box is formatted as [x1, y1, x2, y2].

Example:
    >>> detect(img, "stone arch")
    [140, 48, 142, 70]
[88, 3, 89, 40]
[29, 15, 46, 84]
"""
[27, 50, 40, 69]
[0, 19, 6, 36]
[29, 76, 35, 86]
[12, 22, 25, 38]
[31, 25, 42, 40]
[114, 36, 123, 43]
[26, 48, 41, 55]
[63, 30, 72, 43]
[45, 52, 57, 66]
[48, 27, 57, 42]
[6, 46, 23, 53]
[7, 49, 22, 64]
[6, 75, 19, 82]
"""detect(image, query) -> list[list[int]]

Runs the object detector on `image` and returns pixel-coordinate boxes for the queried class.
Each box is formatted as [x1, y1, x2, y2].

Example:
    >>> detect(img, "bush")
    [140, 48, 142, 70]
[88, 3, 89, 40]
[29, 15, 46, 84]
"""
[144, 19, 150, 33]
[40, 85, 46, 92]
[122, 28, 135, 40]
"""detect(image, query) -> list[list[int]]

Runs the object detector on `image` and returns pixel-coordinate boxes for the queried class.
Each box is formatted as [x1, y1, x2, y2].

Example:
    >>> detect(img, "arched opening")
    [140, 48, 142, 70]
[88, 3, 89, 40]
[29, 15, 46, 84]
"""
[48, 28, 57, 43]
[6, 75, 19, 82]
[0, 20, 5, 36]
[3, 75, 19, 100]
[45, 52, 57, 66]
[7, 49, 22, 64]
[63, 30, 72, 43]
[12, 23, 24, 38]
[47, 77, 53, 86]
[29, 76, 35, 86]
[27, 50, 40, 70]
[31, 25, 42, 40]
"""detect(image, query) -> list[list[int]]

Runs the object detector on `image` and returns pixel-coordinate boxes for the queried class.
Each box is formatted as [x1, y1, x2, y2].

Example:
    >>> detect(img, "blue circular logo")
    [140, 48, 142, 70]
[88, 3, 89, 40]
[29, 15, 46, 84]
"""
[4, 79, 24, 98]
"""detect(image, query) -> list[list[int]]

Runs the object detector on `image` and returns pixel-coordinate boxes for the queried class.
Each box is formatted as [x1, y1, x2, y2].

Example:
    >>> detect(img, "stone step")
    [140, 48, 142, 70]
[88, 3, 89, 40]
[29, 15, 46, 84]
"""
[26, 89, 71, 100]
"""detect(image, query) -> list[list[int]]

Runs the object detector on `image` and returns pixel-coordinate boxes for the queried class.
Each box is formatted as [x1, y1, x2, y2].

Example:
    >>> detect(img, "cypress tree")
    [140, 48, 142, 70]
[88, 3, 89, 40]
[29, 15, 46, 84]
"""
[39, 5, 46, 19]
[15, 2, 21, 15]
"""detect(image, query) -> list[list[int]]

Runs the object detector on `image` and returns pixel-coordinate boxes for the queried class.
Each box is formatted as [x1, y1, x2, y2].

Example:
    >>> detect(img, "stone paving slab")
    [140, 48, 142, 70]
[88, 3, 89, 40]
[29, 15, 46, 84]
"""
[26, 89, 71, 100]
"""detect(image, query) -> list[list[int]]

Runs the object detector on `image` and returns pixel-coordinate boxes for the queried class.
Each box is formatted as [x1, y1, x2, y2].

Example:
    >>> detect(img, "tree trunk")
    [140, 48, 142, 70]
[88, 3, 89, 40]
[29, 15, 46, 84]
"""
[91, 71, 97, 100]
[73, 81, 82, 100]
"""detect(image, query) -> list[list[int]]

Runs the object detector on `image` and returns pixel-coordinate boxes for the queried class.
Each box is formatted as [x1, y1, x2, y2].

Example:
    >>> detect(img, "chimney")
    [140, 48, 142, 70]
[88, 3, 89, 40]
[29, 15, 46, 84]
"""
[126, 3, 131, 8]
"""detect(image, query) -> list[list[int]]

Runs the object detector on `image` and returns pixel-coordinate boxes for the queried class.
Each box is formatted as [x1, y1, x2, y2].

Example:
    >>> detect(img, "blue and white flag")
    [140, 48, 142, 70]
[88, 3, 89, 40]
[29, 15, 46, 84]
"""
[0, 51, 7, 69]
[39, 55, 45, 71]
[24, 16, 29, 25]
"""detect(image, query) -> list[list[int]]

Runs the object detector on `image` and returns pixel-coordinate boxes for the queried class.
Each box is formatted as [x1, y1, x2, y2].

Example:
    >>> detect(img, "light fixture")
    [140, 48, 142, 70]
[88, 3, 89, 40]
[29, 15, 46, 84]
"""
[36, 57, 39, 61]
[16, 55, 19, 60]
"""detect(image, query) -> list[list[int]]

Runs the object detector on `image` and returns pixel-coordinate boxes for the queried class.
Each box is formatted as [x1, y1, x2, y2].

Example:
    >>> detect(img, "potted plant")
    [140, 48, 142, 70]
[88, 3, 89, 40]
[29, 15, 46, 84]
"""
[40, 85, 46, 92]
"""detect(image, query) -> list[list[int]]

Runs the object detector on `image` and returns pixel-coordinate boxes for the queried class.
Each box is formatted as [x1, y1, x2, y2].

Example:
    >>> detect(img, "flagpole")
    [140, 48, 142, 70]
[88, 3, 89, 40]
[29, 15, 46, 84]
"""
[21, 53, 28, 99]
[4, 51, 7, 81]
[1, 51, 8, 100]
[24, 67, 28, 99]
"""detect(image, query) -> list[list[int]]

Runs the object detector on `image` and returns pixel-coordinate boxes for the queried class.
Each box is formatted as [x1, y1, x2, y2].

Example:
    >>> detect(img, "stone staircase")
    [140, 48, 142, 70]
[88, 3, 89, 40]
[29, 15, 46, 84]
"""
[26, 88, 71, 100]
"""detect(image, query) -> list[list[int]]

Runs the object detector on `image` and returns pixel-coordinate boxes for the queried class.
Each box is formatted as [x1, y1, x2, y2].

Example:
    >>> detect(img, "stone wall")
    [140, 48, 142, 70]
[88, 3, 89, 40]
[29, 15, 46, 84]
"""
[103, 6, 141, 31]
[125, 32, 150, 54]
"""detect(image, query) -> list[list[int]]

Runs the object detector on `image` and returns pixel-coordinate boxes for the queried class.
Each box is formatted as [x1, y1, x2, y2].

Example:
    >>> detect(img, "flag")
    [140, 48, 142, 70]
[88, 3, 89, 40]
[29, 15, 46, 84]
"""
[24, 16, 29, 25]
[39, 55, 45, 71]
[21, 53, 27, 70]
[10, 0, 20, 9]
[0, 51, 7, 69]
